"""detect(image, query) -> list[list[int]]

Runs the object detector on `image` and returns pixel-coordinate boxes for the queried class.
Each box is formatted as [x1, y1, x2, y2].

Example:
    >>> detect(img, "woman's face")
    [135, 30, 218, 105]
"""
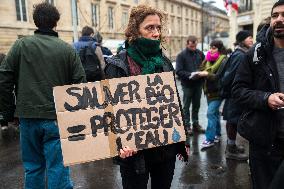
[138, 14, 161, 40]
[209, 46, 218, 54]
[243, 36, 254, 48]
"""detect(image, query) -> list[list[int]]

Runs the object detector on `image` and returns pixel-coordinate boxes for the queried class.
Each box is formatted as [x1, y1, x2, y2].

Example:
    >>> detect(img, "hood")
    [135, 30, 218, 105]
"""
[256, 24, 273, 46]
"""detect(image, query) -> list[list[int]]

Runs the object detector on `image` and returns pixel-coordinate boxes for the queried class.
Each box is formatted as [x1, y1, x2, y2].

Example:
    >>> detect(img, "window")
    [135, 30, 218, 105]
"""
[171, 4, 174, 13]
[177, 18, 181, 34]
[185, 19, 189, 34]
[71, 0, 79, 26]
[134, 0, 139, 4]
[163, 2, 167, 11]
[15, 0, 27, 22]
[155, 0, 158, 8]
[177, 6, 181, 15]
[92, 4, 99, 27]
[171, 16, 175, 34]
[186, 8, 188, 16]
[45, 0, 54, 5]
[108, 7, 114, 30]
[122, 11, 128, 28]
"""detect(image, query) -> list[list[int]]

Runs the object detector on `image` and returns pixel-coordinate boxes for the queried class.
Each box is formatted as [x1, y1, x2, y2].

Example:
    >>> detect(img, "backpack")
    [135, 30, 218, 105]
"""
[79, 42, 103, 82]
[215, 55, 231, 98]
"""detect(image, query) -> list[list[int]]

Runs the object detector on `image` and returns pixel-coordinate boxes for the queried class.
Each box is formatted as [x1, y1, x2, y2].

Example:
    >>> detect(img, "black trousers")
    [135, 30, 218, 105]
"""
[249, 140, 284, 189]
[120, 157, 176, 189]
[269, 159, 284, 189]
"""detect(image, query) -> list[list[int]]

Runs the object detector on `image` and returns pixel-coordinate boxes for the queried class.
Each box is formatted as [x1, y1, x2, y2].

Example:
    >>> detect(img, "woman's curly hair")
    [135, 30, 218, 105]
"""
[125, 5, 168, 44]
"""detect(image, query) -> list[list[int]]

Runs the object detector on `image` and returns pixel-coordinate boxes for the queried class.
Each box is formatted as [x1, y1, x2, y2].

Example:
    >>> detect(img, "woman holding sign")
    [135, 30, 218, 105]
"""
[105, 5, 188, 189]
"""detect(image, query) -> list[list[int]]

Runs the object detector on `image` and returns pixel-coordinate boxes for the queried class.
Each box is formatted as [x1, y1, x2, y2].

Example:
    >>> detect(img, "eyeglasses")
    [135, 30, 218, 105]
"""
[210, 46, 217, 50]
[143, 25, 162, 33]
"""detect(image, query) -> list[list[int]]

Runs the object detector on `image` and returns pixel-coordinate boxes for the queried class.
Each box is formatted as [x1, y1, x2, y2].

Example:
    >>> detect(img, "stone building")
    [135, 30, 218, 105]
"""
[0, 0, 229, 58]
[228, 0, 277, 48]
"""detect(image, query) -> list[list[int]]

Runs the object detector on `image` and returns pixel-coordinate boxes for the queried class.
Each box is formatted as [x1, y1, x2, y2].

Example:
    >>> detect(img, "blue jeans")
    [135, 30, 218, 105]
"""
[205, 100, 222, 142]
[20, 118, 73, 189]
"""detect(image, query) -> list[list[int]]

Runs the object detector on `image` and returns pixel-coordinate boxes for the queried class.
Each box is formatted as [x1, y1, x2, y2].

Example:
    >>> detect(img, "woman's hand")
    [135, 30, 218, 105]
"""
[198, 71, 209, 77]
[178, 146, 190, 162]
[119, 146, 137, 159]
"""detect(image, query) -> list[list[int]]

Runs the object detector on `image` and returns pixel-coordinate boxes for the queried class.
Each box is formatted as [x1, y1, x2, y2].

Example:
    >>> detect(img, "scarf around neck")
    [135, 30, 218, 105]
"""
[126, 37, 164, 75]
[206, 51, 220, 62]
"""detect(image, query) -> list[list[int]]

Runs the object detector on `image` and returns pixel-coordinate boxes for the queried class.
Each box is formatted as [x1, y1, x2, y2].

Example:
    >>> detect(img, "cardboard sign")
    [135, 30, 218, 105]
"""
[53, 72, 185, 166]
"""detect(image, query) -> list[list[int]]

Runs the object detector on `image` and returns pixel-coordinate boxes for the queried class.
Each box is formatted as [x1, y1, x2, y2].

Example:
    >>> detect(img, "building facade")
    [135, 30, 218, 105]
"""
[228, 0, 277, 48]
[0, 0, 229, 58]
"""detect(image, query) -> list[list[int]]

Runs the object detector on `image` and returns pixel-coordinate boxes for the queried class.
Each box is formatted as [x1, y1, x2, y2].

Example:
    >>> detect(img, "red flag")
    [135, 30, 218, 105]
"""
[224, 0, 238, 12]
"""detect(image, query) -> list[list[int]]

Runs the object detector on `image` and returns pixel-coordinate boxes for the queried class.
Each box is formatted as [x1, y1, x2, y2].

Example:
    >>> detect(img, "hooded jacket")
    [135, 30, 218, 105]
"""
[232, 25, 280, 148]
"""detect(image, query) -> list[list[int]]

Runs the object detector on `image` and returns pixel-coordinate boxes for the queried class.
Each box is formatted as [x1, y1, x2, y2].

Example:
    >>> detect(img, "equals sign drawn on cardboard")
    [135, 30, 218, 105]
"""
[67, 125, 86, 141]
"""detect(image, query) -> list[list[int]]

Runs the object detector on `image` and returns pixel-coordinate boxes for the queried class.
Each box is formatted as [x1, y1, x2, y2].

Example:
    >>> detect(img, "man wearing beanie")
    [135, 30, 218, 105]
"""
[232, 1, 284, 188]
[221, 30, 253, 161]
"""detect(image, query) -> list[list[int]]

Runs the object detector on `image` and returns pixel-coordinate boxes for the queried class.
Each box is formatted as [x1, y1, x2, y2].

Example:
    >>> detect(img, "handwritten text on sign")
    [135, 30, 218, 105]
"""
[53, 72, 185, 166]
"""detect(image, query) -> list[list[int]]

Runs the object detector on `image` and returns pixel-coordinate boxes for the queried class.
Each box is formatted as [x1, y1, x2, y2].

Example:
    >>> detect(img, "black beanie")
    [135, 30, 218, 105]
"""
[236, 30, 252, 43]
[271, 0, 284, 14]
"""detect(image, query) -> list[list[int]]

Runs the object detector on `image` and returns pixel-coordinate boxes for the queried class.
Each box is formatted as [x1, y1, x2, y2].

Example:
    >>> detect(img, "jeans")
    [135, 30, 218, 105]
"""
[20, 118, 73, 189]
[182, 85, 202, 128]
[205, 100, 222, 142]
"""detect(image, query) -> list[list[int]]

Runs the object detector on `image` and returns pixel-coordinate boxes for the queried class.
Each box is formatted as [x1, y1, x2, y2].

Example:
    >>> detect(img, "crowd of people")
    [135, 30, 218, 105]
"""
[1, 0, 284, 189]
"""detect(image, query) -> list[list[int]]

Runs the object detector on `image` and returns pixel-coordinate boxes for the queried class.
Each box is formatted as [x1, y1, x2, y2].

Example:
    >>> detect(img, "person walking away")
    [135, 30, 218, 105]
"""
[93, 32, 113, 61]
[221, 30, 253, 161]
[200, 40, 227, 150]
[232, 1, 284, 188]
[0, 3, 86, 188]
[0, 53, 9, 133]
[176, 36, 206, 136]
[105, 5, 188, 189]
[73, 26, 105, 82]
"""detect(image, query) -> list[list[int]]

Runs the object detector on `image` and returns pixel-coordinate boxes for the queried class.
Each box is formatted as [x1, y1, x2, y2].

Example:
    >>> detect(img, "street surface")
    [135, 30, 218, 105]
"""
[0, 80, 251, 189]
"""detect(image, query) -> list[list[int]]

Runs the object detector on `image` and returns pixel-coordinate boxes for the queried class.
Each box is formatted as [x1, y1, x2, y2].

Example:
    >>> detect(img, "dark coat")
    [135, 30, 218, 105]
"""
[232, 26, 279, 148]
[0, 30, 86, 120]
[222, 47, 247, 124]
[176, 48, 205, 87]
[105, 50, 187, 173]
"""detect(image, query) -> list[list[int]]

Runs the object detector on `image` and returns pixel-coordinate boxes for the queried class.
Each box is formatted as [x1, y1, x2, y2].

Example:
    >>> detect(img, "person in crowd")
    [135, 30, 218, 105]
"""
[105, 5, 188, 189]
[221, 30, 253, 161]
[0, 3, 86, 188]
[176, 36, 206, 136]
[73, 26, 105, 81]
[93, 32, 113, 59]
[232, 0, 284, 188]
[257, 16, 271, 33]
[0, 53, 9, 132]
[200, 40, 227, 149]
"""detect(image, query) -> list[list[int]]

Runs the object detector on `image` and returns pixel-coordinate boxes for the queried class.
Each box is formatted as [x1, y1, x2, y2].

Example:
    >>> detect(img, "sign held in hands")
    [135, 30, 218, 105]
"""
[53, 72, 185, 166]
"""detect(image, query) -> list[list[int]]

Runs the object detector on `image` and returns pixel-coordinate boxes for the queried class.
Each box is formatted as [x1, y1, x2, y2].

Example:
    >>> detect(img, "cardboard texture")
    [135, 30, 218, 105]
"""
[53, 72, 185, 166]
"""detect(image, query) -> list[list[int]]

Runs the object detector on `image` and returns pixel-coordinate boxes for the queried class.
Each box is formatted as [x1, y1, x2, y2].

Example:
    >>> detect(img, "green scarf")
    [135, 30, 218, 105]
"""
[127, 37, 164, 75]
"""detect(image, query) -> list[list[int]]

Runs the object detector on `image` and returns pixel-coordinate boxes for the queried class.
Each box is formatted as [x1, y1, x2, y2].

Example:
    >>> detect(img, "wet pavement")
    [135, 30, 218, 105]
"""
[0, 81, 251, 189]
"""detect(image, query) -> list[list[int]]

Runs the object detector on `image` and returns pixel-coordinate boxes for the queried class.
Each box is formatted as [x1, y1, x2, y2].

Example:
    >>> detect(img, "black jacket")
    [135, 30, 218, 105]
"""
[222, 47, 247, 124]
[232, 26, 279, 148]
[176, 48, 205, 87]
[105, 50, 187, 173]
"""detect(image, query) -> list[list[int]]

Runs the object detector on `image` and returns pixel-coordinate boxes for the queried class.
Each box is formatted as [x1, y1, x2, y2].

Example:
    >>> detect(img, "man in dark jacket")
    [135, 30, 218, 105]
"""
[176, 36, 206, 135]
[232, 1, 284, 188]
[221, 30, 253, 161]
[0, 3, 86, 188]
[73, 26, 105, 81]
